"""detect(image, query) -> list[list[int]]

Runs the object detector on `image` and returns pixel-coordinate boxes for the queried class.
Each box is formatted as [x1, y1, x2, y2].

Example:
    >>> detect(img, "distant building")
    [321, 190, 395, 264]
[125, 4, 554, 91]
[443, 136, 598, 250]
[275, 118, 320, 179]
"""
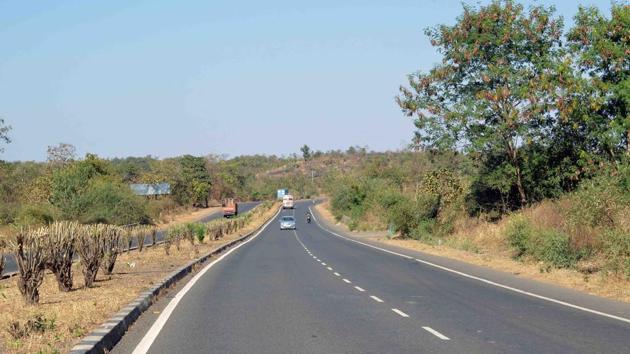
[130, 183, 171, 198]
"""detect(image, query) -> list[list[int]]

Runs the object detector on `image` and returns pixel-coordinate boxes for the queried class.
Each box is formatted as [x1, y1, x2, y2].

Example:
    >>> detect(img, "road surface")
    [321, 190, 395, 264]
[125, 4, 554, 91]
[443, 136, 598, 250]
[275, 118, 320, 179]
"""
[0, 202, 259, 277]
[113, 200, 630, 354]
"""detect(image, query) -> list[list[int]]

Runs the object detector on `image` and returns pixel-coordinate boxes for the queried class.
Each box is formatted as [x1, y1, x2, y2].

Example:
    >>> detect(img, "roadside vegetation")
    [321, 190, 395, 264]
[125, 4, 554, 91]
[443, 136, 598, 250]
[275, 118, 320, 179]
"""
[0, 201, 276, 353]
[319, 1, 630, 283]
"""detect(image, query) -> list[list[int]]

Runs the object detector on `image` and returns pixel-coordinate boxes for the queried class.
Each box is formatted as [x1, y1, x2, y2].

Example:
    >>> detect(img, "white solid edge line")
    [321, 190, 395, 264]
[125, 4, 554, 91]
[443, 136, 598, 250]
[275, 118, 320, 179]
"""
[392, 308, 409, 318]
[370, 295, 384, 303]
[354, 286, 365, 292]
[309, 206, 630, 325]
[132, 207, 282, 354]
[423, 326, 450, 340]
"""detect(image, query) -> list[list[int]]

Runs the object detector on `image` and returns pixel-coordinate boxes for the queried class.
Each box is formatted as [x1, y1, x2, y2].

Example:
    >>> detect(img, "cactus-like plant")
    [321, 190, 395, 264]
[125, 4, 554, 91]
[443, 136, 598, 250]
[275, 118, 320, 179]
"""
[124, 228, 133, 253]
[184, 223, 196, 246]
[0, 235, 6, 277]
[77, 224, 107, 288]
[12, 227, 48, 304]
[44, 221, 79, 292]
[165, 226, 179, 255]
[150, 226, 157, 246]
[101, 226, 123, 276]
[135, 226, 146, 252]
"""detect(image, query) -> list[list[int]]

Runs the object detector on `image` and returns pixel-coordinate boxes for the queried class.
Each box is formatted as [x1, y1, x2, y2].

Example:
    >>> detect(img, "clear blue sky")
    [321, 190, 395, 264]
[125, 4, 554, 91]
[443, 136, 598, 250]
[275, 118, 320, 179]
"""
[0, 0, 612, 161]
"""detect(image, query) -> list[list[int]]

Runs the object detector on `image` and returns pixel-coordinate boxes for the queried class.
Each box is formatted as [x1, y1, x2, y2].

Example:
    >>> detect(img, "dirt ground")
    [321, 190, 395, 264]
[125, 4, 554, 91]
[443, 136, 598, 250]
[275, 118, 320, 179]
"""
[314, 203, 630, 304]
[0, 204, 278, 354]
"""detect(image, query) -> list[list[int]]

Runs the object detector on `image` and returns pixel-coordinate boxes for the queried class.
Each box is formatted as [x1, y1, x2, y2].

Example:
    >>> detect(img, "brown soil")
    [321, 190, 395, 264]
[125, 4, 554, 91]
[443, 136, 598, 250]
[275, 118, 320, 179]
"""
[0, 203, 278, 354]
[314, 203, 630, 304]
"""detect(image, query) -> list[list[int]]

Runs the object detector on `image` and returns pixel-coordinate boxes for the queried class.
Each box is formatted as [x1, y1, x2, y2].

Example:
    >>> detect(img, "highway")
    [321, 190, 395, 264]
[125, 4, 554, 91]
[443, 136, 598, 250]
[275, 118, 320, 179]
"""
[0, 202, 259, 277]
[112, 200, 630, 354]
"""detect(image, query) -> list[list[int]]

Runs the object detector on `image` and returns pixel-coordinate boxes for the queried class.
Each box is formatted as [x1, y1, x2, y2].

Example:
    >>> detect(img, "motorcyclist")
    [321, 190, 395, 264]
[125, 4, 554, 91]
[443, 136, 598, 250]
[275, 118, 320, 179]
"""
[305, 211, 312, 223]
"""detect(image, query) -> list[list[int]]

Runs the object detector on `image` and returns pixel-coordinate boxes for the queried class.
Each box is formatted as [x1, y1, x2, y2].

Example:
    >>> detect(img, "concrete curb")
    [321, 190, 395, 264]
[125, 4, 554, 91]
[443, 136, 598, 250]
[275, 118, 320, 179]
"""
[69, 206, 279, 354]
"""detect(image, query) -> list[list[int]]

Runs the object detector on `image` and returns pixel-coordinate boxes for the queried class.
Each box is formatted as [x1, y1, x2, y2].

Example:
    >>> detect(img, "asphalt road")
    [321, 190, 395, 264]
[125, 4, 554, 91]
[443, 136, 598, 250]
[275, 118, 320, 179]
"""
[113, 200, 630, 354]
[0, 202, 259, 277]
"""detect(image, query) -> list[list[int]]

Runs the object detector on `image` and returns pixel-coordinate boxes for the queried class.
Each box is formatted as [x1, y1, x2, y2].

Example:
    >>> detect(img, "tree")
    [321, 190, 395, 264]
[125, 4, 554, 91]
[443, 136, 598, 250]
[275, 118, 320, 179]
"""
[47, 143, 76, 167]
[0, 118, 11, 153]
[397, 0, 564, 207]
[300, 144, 312, 161]
[567, 3, 630, 158]
[179, 155, 212, 207]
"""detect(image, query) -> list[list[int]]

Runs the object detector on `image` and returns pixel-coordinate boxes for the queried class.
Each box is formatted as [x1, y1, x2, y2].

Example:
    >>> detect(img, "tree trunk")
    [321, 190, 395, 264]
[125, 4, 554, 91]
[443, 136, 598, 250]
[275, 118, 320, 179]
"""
[18, 277, 41, 304]
[82, 266, 98, 288]
[515, 165, 527, 206]
[507, 140, 527, 207]
[53, 268, 73, 292]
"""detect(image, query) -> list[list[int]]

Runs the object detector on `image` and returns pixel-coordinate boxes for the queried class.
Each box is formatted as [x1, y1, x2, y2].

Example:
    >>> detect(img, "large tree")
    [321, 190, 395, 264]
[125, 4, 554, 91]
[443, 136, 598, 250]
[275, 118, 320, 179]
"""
[397, 0, 564, 207]
[178, 155, 212, 207]
[567, 3, 630, 159]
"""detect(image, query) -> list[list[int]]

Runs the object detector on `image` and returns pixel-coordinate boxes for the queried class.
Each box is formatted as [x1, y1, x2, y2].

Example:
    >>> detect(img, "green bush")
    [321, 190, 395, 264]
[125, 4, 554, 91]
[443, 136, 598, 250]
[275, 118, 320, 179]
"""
[194, 223, 206, 243]
[530, 229, 577, 268]
[601, 230, 630, 279]
[566, 165, 630, 229]
[506, 216, 533, 258]
[78, 177, 149, 225]
[14, 203, 60, 227]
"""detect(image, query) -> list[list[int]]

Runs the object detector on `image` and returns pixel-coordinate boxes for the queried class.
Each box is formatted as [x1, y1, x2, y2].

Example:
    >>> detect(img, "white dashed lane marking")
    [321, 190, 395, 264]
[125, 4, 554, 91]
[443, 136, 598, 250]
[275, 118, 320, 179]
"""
[292, 224, 453, 342]
[423, 327, 450, 340]
[392, 308, 409, 318]
[370, 295, 384, 303]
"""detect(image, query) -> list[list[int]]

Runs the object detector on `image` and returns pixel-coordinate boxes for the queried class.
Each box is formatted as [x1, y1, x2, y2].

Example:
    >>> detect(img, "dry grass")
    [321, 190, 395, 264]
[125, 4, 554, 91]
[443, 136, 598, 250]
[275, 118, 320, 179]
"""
[316, 201, 630, 304]
[0, 203, 279, 354]
[155, 206, 222, 229]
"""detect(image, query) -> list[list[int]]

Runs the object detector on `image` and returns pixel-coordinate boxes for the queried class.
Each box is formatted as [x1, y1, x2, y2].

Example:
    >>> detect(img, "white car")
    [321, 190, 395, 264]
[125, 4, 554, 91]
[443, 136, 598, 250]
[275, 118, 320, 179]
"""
[280, 216, 296, 230]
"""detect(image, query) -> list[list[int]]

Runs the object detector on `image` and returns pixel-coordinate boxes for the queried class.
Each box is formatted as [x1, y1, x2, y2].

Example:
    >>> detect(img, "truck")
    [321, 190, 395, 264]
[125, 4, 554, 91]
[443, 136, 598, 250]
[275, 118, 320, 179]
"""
[222, 198, 239, 217]
[282, 194, 294, 209]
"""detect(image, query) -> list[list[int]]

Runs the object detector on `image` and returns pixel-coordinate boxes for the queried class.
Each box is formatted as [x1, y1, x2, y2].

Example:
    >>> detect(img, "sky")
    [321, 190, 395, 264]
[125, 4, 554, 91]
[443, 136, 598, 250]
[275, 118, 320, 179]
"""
[0, 0, 613, 161]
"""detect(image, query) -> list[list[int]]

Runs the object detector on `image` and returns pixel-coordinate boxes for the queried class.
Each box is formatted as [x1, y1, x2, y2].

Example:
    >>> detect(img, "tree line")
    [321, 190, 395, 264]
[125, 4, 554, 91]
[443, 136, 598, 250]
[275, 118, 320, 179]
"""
[397, 0, 628, 213]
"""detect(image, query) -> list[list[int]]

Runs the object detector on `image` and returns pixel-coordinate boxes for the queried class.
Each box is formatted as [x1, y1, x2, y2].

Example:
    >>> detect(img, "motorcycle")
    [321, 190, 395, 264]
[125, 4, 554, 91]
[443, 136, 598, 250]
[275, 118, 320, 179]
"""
[306, 214, 311, 223]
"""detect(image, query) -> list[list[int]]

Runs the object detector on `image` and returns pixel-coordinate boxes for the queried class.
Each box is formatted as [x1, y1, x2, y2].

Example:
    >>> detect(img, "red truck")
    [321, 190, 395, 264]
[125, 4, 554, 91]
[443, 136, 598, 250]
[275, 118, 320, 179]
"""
[222, 198, 239, 218]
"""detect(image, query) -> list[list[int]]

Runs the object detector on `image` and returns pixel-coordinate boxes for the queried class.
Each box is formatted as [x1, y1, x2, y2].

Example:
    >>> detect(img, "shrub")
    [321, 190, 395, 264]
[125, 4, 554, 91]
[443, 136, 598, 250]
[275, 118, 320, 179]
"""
[0, 236, 6, 276]
[195, 224, 206, 243]
[101, 226, 123, 276]
[184, 223, 196, 246]
[7, 314, 56, 340]
[14, 203, 60, 227]
[77, 224, 108, 288]
[566, 166, 630, 230]
[135, 226, 147, 252]
[12, 227, 48, 304]
[150, 226, 157, 246]
[506, 216, 533, 258]
[530, 229, 577, 268]
[78, 177, 149, 225]
[601, 230, 630, 279]
[44, 221, 79, 292]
